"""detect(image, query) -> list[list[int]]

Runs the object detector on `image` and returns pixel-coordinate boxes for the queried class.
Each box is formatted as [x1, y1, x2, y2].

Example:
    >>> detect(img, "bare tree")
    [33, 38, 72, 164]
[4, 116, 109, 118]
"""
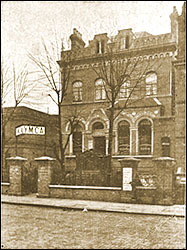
[28, 39, 81, 170]
[90, 45, 164, 172]
[1, 60, 33, 180]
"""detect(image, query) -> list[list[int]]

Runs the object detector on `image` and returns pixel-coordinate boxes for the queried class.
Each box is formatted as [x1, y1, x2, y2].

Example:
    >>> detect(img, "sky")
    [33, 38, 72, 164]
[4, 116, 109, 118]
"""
[1, 1, 184, 114]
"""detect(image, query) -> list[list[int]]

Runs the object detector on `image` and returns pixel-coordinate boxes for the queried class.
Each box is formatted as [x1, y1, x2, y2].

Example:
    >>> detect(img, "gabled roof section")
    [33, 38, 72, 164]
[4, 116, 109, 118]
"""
[134, 31, 153, 38]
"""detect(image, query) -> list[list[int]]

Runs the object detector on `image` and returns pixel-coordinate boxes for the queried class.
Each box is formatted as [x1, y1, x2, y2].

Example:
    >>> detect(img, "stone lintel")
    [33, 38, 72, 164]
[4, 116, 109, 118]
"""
[6, 156, 27, 161]
[34, 156, 55, 161]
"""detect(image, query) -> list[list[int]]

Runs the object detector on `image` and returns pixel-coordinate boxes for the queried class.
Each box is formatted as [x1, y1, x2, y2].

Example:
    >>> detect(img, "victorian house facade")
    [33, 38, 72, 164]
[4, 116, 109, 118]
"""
[59, 5, 186, 175]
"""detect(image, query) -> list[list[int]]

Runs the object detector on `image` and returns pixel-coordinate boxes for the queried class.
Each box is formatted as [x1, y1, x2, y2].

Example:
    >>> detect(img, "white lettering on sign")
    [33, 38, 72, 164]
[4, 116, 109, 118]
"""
[123, 167, 132, 191]
[16, 125, 45, 136]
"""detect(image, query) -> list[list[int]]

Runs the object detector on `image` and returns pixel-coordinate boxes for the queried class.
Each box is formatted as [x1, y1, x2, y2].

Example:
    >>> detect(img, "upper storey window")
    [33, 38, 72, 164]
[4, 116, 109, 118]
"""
[145, 72, 157, 96]
[119, 76, 130, 98]
[96, 40, 105, 54]
[73, 81, 82, 102]
[120, 35, 129, 49]
[161, 137, 170, 157]
[95, 79, 106, 100]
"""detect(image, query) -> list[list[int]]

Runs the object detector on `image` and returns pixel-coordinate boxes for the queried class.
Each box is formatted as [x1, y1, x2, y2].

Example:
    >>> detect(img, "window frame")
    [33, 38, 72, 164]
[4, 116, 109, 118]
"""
[145, 72, 157, 96]
[161, 137, 170, 157]
[118, 120, 130, 155]
[72, 81, 83, 102]
[72, 124, 83, 154]
[138, 119, 152, 155]
[95, 79, 106, 101]
[119, 77, 130, 98]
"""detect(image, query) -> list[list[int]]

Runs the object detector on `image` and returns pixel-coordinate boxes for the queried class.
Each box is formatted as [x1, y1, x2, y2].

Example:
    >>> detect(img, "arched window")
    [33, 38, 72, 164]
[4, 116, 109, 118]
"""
[73, 125, 82, 154]
[73, 81, 82, 102]
[119, 76, 130, 98]
[138, 119, 152, 155]
[161, 137, 170, 157]
[92, 122, 104, 130]
[118, 120, 130, 155]
[92, 121, 106, 155]
[95, 79, 106, 100]
[145, 72, 157, 96]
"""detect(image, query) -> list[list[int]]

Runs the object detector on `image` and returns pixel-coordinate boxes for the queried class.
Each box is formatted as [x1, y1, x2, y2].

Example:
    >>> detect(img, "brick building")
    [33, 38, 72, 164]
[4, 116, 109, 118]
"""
[173, 3, 186, 176]
[58, 4, 186, 177]
[2, 106, 58, 181]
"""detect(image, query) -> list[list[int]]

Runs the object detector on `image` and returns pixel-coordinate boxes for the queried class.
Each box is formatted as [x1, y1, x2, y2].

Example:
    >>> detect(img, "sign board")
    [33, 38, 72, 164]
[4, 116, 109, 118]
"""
[88, 139, 93, 150]
[123, 167, 132, 191]
[16, 125, 45, 136]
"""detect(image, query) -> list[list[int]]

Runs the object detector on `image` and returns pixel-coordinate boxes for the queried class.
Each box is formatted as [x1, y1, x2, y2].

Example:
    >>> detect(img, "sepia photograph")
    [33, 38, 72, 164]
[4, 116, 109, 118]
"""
[1, 1, 186, 249]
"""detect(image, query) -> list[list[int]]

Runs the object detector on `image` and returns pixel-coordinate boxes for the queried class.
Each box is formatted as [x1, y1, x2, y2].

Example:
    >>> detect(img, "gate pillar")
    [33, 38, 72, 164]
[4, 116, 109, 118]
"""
[153, 157, 176, 205]
[35, 156, 56, 198]
[6, 156, 27, 196]
[119, 157, 140, 203]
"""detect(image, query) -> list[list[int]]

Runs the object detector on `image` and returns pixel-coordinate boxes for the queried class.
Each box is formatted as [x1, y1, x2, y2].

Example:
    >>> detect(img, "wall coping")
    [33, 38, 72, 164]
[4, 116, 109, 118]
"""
[112, 155, 153, 158]
[1, 182, 10, 186]
[119, 157, 140, 161]
[49, 185, 121, 190]
[65, 155, 76, 158]
[6, 156, 27, 161]
[153, 157, 175, 161]
[136, 186, 156, 190]
[35, 156, 56, 161]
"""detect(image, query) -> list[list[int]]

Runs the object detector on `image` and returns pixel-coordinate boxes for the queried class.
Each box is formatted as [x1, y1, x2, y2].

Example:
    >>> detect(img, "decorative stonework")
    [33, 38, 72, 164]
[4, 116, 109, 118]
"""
[65, 118, 86, 133]
[86, 108, 108, 131]
[71, 52, 174, 71]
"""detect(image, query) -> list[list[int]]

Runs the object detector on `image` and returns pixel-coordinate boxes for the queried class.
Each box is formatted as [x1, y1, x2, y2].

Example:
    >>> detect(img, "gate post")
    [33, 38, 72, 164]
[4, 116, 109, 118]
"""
[6, 156, 27, 196]
[153, 157, 176, 205]
[119, 157, 140, 203]
[35, 156, 55, 198]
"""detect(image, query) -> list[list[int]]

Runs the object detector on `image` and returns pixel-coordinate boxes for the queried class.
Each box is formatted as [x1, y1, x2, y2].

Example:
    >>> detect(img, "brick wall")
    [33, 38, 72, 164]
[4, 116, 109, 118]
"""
[49, 185, 122, 202]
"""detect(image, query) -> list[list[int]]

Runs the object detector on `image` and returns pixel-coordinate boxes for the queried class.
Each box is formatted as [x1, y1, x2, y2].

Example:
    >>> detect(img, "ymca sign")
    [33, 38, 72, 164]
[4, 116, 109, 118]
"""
[16, 125, 45, 136]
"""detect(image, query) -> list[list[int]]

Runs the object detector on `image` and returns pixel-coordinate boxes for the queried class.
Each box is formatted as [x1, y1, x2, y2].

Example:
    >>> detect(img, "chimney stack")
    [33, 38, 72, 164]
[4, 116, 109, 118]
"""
[70, 28, 85, 50]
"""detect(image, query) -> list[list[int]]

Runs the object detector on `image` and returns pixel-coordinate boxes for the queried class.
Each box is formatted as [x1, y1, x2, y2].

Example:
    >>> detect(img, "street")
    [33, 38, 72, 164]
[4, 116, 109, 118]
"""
[1, 203, 185, 249]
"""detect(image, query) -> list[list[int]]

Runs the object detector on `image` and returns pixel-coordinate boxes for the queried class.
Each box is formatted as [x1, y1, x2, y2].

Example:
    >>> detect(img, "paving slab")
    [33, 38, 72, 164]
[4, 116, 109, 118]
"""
[1, 194, 185, 217]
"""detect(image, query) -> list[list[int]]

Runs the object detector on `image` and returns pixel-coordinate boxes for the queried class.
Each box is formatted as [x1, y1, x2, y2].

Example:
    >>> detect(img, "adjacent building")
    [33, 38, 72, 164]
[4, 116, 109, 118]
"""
[2, 106, 58, 181]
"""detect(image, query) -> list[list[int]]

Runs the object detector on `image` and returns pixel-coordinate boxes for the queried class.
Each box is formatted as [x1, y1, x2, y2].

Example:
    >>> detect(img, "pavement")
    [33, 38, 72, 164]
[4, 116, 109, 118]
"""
[1, 194, 185, 217]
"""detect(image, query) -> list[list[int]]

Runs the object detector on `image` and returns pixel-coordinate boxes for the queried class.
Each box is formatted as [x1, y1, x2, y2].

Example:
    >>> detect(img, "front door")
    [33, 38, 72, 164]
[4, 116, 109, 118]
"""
[94, 136, 106, 155]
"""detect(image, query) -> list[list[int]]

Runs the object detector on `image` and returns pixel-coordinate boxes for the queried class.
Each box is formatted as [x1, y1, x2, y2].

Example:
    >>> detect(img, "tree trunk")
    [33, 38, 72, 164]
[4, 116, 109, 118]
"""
[108, 105, 115, 182]
[58, 103, 65, 171]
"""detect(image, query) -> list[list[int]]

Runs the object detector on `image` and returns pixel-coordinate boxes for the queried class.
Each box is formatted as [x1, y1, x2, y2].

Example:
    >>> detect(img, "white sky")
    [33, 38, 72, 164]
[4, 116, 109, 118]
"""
[1, 1, 184, 114]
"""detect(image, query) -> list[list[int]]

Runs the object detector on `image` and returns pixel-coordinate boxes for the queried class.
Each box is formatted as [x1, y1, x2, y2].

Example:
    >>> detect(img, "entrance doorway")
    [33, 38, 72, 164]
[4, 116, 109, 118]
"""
[93, 136, 106, 155]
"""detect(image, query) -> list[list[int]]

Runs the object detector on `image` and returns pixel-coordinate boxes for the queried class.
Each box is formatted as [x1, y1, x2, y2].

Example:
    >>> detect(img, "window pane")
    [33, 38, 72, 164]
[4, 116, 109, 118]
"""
[161, 137, 170, 157]
[92, 122, 104, 130]
[73, 82, 82, 101]
[118, 121, 130, 155]
[146, 73, 157, 83]
[146, 85, 151, 95]
[95, 79, 105, 100]
[120, 81, 130, 98]
[73, 132, 82, 154]
[153, 85, 157, 95]
[138, 119, 151, 155]
[96, 89, 101, 100]
[145, 73, 157, 96]
[102, 87, 106, 99]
